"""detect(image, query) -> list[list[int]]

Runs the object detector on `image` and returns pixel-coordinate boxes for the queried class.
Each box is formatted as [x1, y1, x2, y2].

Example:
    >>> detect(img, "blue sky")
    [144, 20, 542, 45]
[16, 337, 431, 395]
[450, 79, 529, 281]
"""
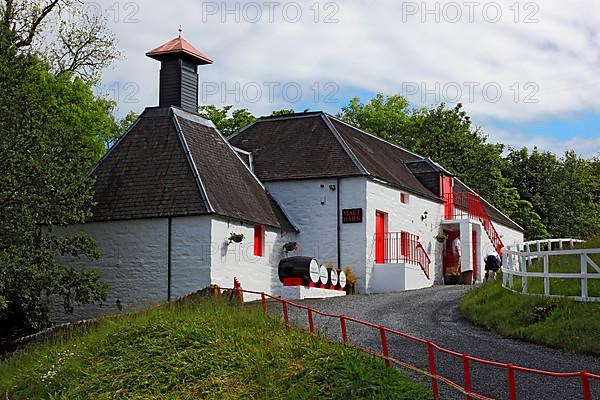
[95, 0, 600, 158]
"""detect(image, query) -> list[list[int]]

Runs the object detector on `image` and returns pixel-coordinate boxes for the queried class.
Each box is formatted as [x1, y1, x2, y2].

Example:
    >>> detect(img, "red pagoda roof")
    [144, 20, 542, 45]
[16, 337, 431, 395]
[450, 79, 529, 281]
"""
[146, 36, 213, 64]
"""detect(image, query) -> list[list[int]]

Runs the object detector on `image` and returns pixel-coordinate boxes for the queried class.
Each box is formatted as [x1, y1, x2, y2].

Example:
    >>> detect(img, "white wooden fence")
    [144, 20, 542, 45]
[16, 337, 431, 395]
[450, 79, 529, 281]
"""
[502, 238, 600, 302]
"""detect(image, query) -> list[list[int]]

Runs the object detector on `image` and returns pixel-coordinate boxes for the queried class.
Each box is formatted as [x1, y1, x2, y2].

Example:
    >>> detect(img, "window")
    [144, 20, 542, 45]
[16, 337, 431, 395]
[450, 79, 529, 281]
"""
[254, 225, 264, 257]
[400, 231, 410, 257]
[400, 192, 409, 204]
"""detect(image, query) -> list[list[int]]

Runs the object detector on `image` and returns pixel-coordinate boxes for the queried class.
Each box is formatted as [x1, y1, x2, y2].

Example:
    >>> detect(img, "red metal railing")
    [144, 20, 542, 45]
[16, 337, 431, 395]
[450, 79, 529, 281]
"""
[402, 232, 431, 279]
[215, 283, 600, 400]
[376, 232, 431, 278]
[446, 192, 504, 255]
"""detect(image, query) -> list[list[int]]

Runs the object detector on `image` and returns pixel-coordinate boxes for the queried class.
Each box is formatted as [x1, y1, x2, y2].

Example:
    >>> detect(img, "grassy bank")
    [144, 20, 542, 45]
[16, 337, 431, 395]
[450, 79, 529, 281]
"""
[1, 297, 433, 400]
[461, 278, 600, 354]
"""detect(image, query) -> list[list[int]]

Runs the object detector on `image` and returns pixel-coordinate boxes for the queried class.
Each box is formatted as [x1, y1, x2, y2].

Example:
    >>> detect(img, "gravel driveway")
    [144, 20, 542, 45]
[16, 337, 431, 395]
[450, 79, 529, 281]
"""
[273, 286, 600, 400]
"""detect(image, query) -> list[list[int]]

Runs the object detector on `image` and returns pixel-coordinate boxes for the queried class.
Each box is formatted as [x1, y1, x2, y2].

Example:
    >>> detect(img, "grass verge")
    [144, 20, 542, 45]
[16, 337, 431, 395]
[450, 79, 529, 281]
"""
[1, 297, 433, 399]
[460, 278, 600, 355]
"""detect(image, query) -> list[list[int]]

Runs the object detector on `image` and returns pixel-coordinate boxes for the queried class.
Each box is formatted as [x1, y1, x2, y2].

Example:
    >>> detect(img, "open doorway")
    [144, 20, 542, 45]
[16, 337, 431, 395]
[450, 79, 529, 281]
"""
[443, 230, 460, 284]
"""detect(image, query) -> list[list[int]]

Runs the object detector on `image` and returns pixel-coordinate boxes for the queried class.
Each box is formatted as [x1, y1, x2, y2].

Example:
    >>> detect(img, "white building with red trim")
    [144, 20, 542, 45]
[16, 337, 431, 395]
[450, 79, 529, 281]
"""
[54, 36, 524, 320]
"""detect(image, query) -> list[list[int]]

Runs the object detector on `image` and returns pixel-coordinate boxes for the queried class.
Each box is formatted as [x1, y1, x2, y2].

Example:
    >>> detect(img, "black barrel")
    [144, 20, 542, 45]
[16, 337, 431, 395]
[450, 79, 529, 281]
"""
[278, 256, 321, 284]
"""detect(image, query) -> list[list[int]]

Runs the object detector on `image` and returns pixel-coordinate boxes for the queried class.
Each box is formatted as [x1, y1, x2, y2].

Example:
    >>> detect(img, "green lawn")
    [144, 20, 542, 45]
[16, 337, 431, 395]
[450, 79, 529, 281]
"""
[0, 297, 433, 400]
[507, 237, 600, 298]
[461, 277, 600, 355]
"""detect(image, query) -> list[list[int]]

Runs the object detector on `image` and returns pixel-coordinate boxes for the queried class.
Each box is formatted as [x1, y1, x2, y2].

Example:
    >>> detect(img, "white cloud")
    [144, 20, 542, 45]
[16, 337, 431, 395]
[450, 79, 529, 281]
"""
[488, 126, 600, 158]
[95, 0, 600, 154]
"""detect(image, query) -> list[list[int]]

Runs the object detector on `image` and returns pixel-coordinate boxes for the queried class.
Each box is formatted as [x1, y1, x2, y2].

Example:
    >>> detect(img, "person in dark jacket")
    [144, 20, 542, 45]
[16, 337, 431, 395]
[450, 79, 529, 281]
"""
[484, 251, 501, 281]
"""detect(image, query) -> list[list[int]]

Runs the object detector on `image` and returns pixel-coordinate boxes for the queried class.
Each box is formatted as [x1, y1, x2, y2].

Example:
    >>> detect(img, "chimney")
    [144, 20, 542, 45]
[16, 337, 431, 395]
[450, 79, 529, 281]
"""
[146, 36, 213, 113]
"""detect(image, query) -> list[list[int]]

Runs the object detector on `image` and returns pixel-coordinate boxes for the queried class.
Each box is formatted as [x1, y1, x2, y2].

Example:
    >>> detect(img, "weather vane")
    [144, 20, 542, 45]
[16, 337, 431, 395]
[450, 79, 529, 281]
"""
[178, 25, 182, 37]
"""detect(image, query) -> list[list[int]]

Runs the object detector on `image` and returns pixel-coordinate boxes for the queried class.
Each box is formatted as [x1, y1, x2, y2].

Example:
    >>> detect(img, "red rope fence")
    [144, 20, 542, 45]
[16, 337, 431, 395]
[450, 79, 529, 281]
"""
[214, 285, 599, 400]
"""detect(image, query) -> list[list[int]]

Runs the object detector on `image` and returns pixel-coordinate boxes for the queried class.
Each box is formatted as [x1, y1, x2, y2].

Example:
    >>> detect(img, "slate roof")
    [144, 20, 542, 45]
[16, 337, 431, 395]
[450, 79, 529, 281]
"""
[228, 112, 363, 181]
[330, 119, 440, 202]
[88, 106, 294, 231]
[229, 111, 523, 231]
[229, 112, 442, 203]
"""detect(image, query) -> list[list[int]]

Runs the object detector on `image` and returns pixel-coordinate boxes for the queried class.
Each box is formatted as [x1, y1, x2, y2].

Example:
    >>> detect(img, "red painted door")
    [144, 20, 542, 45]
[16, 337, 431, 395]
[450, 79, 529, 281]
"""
[441, 176, 454, 219]
[472, 230, 478, 283]
[375, 211, 385, 264]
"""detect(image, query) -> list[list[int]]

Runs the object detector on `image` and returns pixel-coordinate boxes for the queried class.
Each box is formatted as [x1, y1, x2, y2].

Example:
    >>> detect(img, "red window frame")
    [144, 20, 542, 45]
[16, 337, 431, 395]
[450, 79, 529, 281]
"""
[254, 225, 264, 257]
[400, 192, 409, 204]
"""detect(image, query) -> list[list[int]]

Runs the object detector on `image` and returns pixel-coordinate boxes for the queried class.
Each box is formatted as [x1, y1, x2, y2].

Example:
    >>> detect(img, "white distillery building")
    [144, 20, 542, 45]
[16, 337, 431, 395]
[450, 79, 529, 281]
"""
[55, 36, 524, 320]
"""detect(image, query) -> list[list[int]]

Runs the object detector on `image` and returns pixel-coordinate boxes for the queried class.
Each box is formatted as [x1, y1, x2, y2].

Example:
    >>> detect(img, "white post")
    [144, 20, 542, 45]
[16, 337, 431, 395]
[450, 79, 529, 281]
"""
[516, 243, 521, 269]
[508, 250, 514, 288]
[581, 252, 588, 300]
[506, 248, 515, 289]
[536, 240, 541, 253]
[543, 255, 549, 297]
[559, 240, 563, 250]
[502, 250, 508, 287]
[570, 239, 574, 248]
[519, 244, 528, 294]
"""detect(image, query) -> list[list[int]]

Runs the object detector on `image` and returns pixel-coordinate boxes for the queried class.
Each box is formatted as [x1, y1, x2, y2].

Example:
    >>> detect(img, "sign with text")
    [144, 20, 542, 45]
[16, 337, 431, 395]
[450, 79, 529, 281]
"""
[342, 208, 363, 224]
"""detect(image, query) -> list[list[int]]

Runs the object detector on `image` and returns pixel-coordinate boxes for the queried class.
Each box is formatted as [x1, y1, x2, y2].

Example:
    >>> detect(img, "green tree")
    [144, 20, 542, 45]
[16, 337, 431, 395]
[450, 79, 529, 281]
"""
[198, 105, 256, 136]
[107, 110, 139, 148]
[340, 94, 414, 147]
[503, 148, 559, 233]
[339, 95, 547, 239]
[0, 34, 110, 343]
[271, 108, 309, 116]
[504, 148, 600, 239]
[340, 96, 504, 198]
[1, 0, 120, 83]
[591, 155, 600, 205]
[552, 151, 600, 238]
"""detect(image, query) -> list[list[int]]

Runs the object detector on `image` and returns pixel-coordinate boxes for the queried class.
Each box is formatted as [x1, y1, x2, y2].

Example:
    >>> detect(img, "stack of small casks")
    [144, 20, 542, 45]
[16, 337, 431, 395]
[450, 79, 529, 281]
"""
[278, 256, 346, 290]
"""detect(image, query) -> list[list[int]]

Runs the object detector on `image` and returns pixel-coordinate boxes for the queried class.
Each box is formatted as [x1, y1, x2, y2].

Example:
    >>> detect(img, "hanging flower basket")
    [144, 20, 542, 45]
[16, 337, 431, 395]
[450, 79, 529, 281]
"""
[228, 232, 245, 244]
[283, 241, 298, 255]
[435, 233, 447, 243]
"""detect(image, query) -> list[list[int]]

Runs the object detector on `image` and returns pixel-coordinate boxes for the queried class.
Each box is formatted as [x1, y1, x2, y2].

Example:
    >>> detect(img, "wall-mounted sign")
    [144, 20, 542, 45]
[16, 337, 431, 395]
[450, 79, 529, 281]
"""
[342, 208, 363, 224]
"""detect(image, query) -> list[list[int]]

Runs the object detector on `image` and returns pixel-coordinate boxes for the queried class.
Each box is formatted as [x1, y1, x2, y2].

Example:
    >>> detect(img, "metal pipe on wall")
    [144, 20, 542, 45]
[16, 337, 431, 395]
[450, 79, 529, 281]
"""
[167, 217, 172, 301]
[337, 178, 341, 270]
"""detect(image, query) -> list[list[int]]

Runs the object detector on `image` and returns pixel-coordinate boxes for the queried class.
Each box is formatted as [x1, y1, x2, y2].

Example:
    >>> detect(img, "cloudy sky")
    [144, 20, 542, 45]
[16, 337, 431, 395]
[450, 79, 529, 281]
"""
[95, 0, 600, 157]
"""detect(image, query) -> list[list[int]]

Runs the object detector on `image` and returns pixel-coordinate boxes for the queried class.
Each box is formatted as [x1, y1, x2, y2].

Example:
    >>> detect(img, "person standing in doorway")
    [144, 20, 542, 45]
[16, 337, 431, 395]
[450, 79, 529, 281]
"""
[452, 236, 462, 272]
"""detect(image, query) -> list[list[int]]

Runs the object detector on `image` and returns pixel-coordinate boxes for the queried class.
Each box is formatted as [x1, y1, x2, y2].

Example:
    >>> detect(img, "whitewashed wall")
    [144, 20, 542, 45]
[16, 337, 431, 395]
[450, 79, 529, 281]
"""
[209, 217, 294, 300]
[267, 177, 369, 285]
[170, 216, 212, 298]
[371, 262, 434, 293]
[268, 177, 447, 293]
[266, 179, 339, 265]
[52, 219, 169, 321]
[51, 216, 215, 322]
[495, 222, 525, 250]
[365, 180, 445, 292]
[338, 177, 368, 281]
